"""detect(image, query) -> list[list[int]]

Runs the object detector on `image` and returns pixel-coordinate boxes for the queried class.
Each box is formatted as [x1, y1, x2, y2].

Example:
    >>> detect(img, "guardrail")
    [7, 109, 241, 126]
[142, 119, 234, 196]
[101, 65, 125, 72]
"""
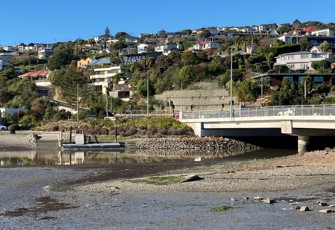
[181, 105, 335, 120]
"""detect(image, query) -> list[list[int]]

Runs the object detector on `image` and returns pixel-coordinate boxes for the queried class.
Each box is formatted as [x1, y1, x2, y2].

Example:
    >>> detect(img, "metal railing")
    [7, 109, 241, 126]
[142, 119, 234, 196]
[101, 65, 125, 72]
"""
[181, 105, 335, 120]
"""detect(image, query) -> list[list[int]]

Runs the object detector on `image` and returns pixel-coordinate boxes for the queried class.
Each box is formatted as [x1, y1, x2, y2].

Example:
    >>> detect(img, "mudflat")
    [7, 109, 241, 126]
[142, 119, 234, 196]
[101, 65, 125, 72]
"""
[1, 151, 335, 229]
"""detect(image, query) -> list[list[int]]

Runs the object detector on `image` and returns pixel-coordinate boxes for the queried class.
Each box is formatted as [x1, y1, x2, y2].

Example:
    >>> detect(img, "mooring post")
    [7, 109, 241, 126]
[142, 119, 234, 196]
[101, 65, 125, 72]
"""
[298, 136, 310, 154]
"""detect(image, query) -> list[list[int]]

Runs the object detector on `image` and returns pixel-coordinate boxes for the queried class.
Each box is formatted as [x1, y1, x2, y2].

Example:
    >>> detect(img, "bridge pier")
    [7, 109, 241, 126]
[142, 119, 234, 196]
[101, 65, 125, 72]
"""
[298, 136, 310, 154]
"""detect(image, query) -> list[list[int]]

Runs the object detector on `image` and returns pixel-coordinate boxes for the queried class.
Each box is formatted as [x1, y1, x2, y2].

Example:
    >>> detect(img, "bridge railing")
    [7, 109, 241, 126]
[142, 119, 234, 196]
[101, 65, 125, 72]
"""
[181, 104, 335, 120]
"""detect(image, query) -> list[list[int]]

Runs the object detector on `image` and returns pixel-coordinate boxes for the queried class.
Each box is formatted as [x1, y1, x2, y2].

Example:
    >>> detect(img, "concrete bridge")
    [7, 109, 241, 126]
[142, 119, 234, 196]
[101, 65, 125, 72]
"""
[179, 105, 335, 154]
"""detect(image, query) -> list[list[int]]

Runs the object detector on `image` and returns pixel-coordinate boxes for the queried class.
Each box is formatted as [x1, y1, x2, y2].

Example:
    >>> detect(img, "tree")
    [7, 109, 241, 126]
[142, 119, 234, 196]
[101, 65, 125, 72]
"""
[219, 69, 244, 86]
[115, 32, 129, 40]
[181, 29, 192, 35]
[271, 78, 300, 105]
[47, 45, 75, 70]
[277, 23, 291, 34]
[157, 29, 167, 38]
[292, 19, 302, 29]
[175, 65, 195, 87]
[235, 79, 258, 102]
[198, 29, 211, 38]
[311, 60, 330, 70]
[265, 52, 274, 68]
[105, 26, 110, 36]
[49, 66, 87, 104]
[319, 41, 330, 52]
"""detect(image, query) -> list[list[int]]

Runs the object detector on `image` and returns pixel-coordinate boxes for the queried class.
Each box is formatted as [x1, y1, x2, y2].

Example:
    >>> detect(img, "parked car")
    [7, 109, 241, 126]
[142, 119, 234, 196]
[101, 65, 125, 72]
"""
[0, 125, 8, 130]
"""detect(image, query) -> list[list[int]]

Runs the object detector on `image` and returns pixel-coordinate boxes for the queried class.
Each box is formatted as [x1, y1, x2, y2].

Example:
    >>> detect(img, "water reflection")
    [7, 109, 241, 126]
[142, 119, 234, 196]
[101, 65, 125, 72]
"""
[0, 148, 297, 167]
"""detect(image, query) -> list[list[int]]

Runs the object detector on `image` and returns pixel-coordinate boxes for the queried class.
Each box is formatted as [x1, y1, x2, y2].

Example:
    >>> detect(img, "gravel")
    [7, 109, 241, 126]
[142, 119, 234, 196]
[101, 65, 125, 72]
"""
[1, 153, 335, 229]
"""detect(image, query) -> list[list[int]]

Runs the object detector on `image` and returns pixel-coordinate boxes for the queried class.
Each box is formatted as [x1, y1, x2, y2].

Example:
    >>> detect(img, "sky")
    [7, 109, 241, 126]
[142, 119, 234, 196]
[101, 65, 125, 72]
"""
[1, 0, 334, 46]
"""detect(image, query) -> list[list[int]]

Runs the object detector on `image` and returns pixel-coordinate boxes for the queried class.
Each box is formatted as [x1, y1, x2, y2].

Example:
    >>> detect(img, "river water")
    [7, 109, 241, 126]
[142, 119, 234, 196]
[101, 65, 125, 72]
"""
[0, 147, 297, 167]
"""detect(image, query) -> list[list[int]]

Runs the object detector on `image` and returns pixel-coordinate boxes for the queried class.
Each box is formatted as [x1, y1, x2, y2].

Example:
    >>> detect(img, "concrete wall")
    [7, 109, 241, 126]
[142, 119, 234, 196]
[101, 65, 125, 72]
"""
[154, 82, 237, 111]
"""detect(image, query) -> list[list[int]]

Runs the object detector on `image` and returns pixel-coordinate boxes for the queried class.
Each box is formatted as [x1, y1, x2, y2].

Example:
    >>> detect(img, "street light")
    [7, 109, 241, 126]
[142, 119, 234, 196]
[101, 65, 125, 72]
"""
[147, 70, 149, 116]
[230, 49, 233, 118]
[181, 81, 183, 112]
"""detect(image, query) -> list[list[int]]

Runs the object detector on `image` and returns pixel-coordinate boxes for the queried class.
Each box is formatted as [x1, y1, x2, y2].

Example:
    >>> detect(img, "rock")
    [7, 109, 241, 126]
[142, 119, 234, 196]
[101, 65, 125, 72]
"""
[329, 204, 335, 207]
[244, 197, 249, 200]
[181, 175, 203, 183]
[253, 197, 263, 201]
[299, 206, 310, 212]
[295, 206, 301, 210]
[263, 198, 275, 204]
[231, 198, 237, 201]
[318, 202, 328, 206]
[319, 209, 332, 213]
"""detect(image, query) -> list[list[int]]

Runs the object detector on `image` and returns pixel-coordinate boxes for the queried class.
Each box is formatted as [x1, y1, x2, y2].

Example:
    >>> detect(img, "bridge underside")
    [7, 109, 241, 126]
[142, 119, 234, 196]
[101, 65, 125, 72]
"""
[201, 127, 335, 137]
[200, 127, 335, 151]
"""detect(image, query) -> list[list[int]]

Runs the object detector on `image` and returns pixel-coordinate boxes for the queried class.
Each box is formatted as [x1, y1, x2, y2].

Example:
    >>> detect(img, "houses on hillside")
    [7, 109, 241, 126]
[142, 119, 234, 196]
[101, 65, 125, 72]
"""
[1, 21, 335, 105]
[274, 49, 333, 71]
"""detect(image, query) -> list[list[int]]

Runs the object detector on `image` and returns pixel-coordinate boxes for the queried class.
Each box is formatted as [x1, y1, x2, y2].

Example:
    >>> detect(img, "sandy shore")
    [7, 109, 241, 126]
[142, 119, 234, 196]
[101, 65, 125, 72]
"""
[1, 150, 335, 229]
[74, 152, 335, 194]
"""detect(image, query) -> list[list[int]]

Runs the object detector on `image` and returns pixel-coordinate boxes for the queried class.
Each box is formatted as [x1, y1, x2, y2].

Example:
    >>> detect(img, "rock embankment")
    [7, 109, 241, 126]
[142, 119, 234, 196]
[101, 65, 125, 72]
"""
[136, 136, 259, 153]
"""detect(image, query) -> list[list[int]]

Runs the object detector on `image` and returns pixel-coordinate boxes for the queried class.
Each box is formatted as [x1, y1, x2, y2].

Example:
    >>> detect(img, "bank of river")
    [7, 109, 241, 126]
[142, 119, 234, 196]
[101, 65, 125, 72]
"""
[1, 132, 335, 229]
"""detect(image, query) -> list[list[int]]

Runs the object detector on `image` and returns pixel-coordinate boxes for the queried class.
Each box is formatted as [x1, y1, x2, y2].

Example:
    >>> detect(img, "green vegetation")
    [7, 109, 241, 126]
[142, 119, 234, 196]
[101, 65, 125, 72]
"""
[127, 175, 189, 185]
[1, 20, 335, 132]
[211, 205, 234, 212]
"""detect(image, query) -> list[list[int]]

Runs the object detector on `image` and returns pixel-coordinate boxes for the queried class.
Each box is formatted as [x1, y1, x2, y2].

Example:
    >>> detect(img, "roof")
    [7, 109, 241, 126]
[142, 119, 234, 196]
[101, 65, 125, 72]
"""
[303, 26, 318, 33]
[90, 57, 111, 65]
[18, 70, 49, 78]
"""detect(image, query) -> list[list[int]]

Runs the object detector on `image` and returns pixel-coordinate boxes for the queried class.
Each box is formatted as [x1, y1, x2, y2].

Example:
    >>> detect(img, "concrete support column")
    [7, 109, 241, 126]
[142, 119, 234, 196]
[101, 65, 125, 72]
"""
[298, 136, 310, 154]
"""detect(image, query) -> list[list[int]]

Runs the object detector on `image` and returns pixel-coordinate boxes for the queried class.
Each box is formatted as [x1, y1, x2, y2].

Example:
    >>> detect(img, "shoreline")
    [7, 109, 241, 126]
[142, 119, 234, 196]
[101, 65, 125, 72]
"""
[1, 147, 335, 229]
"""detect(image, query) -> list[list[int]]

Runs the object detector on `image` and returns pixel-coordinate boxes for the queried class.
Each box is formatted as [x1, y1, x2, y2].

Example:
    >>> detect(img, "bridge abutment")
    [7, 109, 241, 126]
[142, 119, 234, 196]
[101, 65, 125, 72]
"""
[298, 136, 310, 154]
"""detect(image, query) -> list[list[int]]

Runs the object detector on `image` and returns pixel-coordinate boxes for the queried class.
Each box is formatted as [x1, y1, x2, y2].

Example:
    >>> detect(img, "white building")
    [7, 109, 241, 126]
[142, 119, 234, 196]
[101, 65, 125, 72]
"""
[90, 65, 122, 95]
[274, 51, 333, 71]
[193, 41, 220, 50]
[137, 43, 149, 53]
[155, 42, 182, 55]
[311, 29, 335, 37]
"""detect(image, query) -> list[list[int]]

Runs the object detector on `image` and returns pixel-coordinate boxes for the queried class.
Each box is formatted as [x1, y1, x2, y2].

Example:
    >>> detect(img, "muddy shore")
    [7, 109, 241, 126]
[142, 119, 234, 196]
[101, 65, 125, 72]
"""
[1, 132, 335, 229]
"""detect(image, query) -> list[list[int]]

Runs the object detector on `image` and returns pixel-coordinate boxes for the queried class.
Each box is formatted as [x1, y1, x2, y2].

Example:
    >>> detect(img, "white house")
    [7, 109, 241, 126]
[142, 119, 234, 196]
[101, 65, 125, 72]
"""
[277, 35, 304, 44]
[38, 48, 54, 59]
[155, 42, 181, 55]
[90, 65, 122, 95]
[193, 41, 220, 50]
[311, 29, 335, 37]
[137, 43, 149, 53]
[274, 51, 333, 71]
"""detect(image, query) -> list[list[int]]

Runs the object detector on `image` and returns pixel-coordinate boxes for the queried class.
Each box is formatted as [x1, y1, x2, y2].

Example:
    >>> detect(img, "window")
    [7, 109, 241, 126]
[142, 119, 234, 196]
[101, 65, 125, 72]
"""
[287, 64, 295, 70]
[288, 55, 294, 60]
[313, 76, 324, 84]
[283, 76, 293, 82]
[298, 76, 304, 84]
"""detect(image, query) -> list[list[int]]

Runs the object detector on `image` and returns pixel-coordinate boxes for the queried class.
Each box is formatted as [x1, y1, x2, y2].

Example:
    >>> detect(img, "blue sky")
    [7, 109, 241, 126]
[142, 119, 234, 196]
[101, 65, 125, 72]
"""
[1, 0, 334, 46]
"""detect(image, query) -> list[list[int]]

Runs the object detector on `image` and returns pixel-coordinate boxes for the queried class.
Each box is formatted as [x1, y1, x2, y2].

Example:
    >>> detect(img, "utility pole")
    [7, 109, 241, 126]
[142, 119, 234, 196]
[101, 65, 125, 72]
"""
[147, 70, 149, 116]
[230, 49, 233, 118]
[105, 93, 108, 117]
[76, 83, 79, 121]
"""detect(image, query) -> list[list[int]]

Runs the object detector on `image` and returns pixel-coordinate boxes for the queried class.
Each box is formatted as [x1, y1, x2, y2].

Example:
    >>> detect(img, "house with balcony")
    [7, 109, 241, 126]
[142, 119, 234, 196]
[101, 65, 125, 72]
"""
[274, 51, 333, 71]
[137, 43, 149, 53]
[311, 29, 335, 37]
[90, 65, 122, 95]
[77, 57, 94, 68]
[155, 42, 183, 55]
[123, 52, 162, 64]
[110, 77, 133, 101]
[38, 48, 54, 59]
[192, 41, 220, 50]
